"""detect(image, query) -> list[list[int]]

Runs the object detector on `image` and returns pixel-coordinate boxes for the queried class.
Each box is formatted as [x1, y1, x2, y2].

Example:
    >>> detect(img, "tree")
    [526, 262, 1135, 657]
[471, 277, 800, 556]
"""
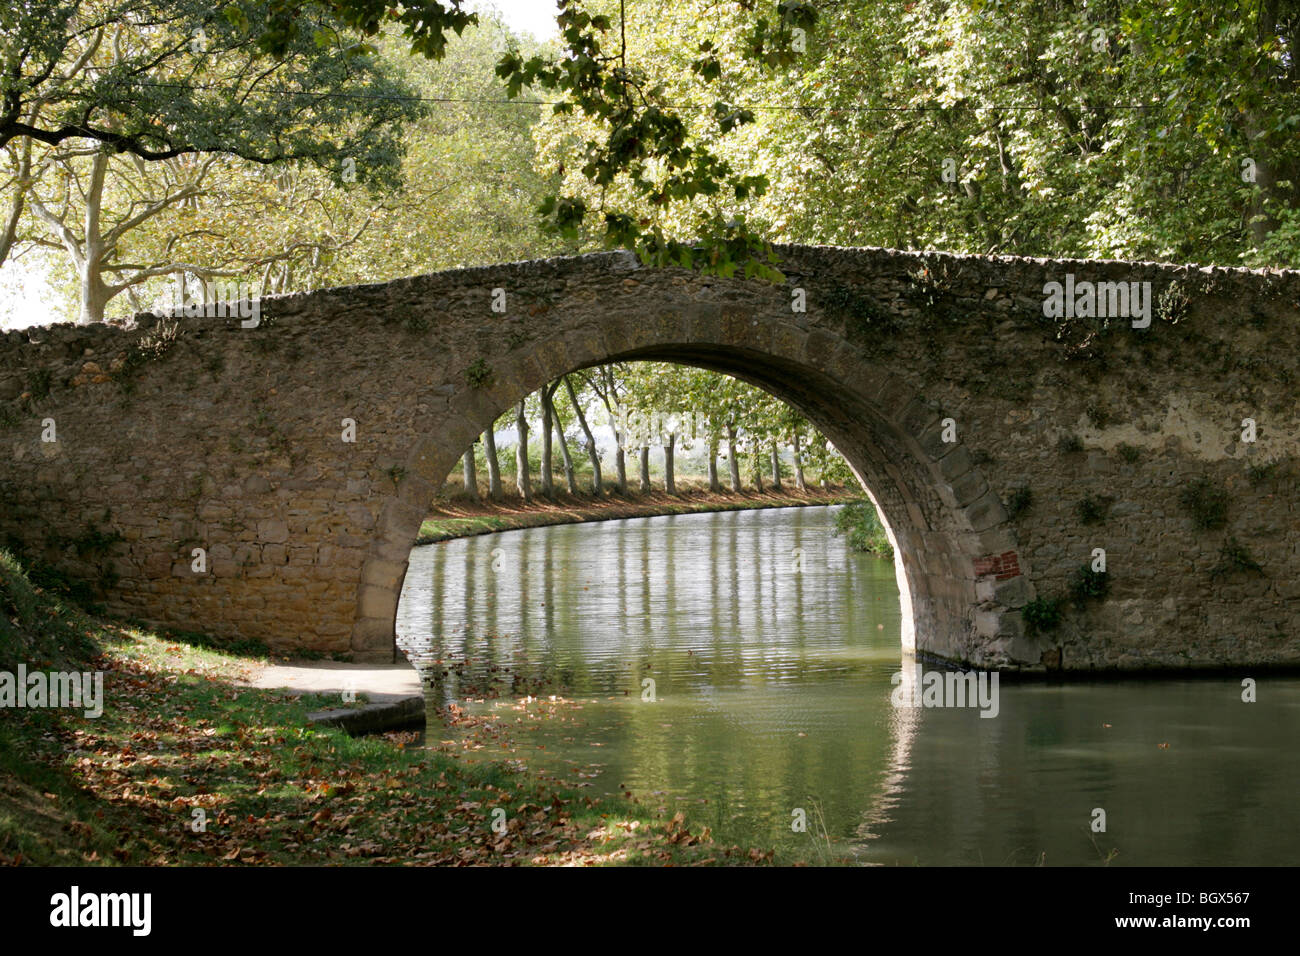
[21, 148, 389, 322]
[790, 422, 808, 492]
[563, 374, 602, 494]
[0, 0, 423, 278]
[582, 365, 631, 494]
[462, 445, 478, 501]
[6, 10, 566, 323]
[482, 424, 503, 502]
[260, 0, 817, 277]
[538, 382, 556, 497]
[550, 387, 579, 495]
[514, 399, 532, 501]
[725, 419, 743, 493]
[534, 0, 1300, 266]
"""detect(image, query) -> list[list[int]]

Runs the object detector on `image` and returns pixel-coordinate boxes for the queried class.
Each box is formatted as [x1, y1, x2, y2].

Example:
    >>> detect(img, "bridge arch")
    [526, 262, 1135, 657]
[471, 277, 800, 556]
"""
[371, 329, 1019, 665]
[358, 255, 1024, 666]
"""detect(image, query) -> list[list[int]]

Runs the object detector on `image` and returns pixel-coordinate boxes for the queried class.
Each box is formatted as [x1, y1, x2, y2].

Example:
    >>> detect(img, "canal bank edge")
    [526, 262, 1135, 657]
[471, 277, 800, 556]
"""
[414, 489, 860, 545]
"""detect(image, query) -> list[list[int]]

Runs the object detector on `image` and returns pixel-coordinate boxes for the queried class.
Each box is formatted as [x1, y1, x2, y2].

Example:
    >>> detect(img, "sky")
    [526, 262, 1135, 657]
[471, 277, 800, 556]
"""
[0, 2, 560, 331]
[474, 1, 560, 42]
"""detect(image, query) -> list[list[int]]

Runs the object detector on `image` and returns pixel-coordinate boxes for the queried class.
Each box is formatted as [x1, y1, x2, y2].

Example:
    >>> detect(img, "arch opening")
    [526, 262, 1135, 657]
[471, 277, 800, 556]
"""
[358, 327, 1025, 670]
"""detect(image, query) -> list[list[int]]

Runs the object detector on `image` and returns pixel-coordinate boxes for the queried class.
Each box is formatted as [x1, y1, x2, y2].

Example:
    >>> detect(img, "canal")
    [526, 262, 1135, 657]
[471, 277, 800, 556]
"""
[396, 505, 1300, 865]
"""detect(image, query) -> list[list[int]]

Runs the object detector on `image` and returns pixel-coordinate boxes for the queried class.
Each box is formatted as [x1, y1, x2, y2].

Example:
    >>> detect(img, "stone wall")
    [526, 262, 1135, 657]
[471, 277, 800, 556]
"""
[0, 245, 1297, 670]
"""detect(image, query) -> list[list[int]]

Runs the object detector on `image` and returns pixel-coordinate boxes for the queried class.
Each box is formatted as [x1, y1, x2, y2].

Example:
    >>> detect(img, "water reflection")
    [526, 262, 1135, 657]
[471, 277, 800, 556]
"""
[397, 506, 1300, 865]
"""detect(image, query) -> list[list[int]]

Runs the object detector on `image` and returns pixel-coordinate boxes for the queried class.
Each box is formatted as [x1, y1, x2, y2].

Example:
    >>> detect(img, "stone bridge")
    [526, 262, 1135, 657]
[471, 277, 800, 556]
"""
[1, 245, 1297, 671]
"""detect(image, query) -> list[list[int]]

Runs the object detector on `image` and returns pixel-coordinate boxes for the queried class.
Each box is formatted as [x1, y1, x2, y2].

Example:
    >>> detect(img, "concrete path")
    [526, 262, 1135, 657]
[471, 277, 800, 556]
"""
[243, 660, 425, 732]
[245, 659, 421, 701]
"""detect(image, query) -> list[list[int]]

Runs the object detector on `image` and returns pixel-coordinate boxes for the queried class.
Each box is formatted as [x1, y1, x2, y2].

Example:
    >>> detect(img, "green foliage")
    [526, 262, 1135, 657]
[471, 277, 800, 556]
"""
[0, 550, 98, 672]
[1211, 538, 1264, 579]
[822, 282, 900, 349]
[1179, 477, 1230, 530]
[25, 368, 53, 401]
[71, 521, 125, 559]
[18, 561, 101, 616]
[1022, 597, 1062, 637]
[113, 320, 181, 388]
[904, 261, 958, 312]
[1004, 486, 1032, 519]
[466, 358, 494, 389]
[13, 0, 1300, 327]
[246, 0, 1300, 271]
[833, 501, 893, 559]
[523, 0, 1300, 267]
[1075, 495, 1107, 525]
[1084, 405, 1110, 429]
[1157, 282, 1192, 324]
[1069, 565, 1111, 605]
[1247, 459, 1280, 486]
[1058, 434, 1084, 455]
[2, 0, 432, 322]
[2, 0, 424, 182]
[1117, 443, 1141, 464]
[493, 1, 800, 280]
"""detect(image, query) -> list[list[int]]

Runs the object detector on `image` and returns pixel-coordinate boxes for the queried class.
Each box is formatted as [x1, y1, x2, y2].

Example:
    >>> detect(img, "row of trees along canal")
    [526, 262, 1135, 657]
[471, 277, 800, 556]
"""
[459, 362, 853, 502]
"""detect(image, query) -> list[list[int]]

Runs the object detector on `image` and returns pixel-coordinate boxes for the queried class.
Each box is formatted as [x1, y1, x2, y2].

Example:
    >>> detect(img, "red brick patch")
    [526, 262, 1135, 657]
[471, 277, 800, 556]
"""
[974, 550, 1021, 581]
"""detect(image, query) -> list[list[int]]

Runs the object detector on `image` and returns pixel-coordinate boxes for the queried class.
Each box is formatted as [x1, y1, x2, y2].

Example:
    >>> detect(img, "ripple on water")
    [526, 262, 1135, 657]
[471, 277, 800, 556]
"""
[396, 506, 1300, 865]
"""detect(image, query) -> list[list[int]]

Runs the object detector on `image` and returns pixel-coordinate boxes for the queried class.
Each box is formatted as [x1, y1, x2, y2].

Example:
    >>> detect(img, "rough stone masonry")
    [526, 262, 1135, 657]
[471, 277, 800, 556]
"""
[0, 245, 1297, 671]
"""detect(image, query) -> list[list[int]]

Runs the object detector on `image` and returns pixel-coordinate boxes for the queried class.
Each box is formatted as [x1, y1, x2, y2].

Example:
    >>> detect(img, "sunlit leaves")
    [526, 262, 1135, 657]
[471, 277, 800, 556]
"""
[744, 0, 817, 67]
[260, 0, 476, 60]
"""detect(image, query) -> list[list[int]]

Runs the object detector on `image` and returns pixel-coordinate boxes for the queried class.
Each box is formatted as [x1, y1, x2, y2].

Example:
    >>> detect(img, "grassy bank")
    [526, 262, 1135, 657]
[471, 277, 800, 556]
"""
[418, 485, 855, 545]
[832, 501, 895, 559]
[0, 551, 779, 866]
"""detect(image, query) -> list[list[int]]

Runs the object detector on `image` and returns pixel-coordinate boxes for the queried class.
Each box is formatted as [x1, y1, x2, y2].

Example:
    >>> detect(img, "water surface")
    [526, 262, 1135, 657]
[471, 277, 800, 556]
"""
[397, 506, 1300, 865]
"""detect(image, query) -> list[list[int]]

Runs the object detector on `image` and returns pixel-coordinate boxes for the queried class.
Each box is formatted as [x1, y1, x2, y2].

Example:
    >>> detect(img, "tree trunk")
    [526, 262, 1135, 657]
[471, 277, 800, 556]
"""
[79, 266, 112, 325]
[483, 428, 503, 502]
[539, 383, 556, 497]
[770, 441, 783, 490]
[594, 367, 627, 495]
[726, 422, 742, 492]
[564, 375, 602, 495]
[639, 446, 651, 493]
[792, 432, 806, 492]
[664, 434, 676, 494]
[752, 453, 764, 493]
[515, 400, 532, 501]
[707, 436, 721, 492]
[552, 398, 578, 495]
[0, 136, 32, 270]
[462, 448, 478, 502]
[78, 151, 111, 325]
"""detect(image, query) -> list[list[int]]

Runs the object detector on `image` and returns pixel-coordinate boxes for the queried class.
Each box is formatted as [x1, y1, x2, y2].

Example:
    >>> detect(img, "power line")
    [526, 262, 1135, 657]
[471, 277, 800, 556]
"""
[130, 80, 1162, 113]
